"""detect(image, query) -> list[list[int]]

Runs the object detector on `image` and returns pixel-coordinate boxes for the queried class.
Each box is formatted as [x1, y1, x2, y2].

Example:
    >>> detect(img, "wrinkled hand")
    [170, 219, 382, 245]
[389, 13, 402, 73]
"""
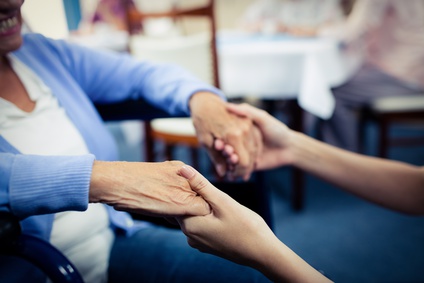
[176, 165, 276, 267]
[189, 92, 260, 180]
[89, 160, 211, 217]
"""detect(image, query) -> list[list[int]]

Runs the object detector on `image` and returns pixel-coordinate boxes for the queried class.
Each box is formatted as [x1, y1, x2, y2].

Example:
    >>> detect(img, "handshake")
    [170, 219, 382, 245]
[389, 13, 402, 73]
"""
[88, 103, 329, 282]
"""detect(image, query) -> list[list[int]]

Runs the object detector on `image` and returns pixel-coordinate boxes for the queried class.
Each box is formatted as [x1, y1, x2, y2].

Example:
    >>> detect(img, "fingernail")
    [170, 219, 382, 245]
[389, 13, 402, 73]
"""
[180, 165, 196, 179]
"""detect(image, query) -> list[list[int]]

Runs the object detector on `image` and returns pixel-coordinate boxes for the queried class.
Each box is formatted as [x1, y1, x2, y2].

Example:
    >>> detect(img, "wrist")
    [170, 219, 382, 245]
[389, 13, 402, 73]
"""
[276, 128, 298, 167]
[287, 130, 319, 171]
[251, 235, 290, 281]
[189, 91, 224, 113]
[89, 161, 122, 203]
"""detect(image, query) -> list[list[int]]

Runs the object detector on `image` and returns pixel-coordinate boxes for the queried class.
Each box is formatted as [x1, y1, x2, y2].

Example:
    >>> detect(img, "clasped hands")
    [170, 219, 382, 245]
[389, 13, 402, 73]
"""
[89, 102, 285, 269]
[90, 97, 267, 218]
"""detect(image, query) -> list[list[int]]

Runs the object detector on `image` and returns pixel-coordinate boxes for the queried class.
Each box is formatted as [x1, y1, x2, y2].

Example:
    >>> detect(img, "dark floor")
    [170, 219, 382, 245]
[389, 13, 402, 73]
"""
[109, 120, 424, 283]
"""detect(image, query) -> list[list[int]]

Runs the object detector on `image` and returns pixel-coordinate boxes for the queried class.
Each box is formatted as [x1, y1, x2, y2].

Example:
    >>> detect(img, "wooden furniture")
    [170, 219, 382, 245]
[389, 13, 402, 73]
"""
[120, 2, 274, 224]
[95, 97, 273, 229]
[359, 95, 424, 158]
[124, 0, 219, 168]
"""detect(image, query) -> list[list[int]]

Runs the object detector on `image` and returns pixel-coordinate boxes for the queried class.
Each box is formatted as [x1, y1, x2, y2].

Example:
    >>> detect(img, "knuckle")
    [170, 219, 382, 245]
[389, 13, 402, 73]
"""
[168, 160, 185, 167]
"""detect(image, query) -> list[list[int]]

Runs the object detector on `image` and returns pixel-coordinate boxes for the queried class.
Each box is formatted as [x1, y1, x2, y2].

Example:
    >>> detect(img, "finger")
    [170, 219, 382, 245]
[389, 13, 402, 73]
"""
[214, 139, 225, 151]
[179, 195, 212, 216]
[245, 125, 259, 180]
[227, 103, 269, 129]
[201, 136, 227, 177]
[229, 153, 239, 164]
[208, 148, 227, 177]
[230, 134, 254, 180]
[226, 102, 250, 118]
[224, 144, 235, 156]
[179, 165, 227, 206]
[225, 124, 251, 176]
[241, 125, 262, 180]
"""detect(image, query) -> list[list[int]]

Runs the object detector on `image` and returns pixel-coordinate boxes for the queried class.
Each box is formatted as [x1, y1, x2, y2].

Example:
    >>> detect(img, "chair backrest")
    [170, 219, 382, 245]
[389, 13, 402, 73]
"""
[124, 0, 220, 88]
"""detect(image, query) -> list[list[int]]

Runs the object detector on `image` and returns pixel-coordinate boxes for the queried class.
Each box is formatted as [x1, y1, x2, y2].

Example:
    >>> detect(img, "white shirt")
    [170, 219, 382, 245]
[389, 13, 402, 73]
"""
[0, 55, 114, 283]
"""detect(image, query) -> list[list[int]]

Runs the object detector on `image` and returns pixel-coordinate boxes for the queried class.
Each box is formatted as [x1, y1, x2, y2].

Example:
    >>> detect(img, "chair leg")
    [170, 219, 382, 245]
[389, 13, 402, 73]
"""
[190, 147, 199, 170]
[165, 144, 174, 161]
[288, 100, 305, 211]
[144, 121, 155, 162]
[358, 108, 368, 154]
[378, 118, 389, 158]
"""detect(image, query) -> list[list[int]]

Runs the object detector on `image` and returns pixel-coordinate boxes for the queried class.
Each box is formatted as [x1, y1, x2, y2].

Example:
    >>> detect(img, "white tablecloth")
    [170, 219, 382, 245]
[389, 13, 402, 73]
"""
[217, 31, 362, 119]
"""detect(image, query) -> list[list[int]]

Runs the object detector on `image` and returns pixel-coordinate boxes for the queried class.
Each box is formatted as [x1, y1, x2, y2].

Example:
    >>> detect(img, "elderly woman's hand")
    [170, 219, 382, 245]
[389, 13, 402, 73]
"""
[89, 160, 211, 217]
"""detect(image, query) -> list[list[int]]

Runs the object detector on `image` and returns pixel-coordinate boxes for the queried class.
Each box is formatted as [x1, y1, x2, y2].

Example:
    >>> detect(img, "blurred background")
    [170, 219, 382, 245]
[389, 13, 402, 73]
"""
[22, 1, 424, 282]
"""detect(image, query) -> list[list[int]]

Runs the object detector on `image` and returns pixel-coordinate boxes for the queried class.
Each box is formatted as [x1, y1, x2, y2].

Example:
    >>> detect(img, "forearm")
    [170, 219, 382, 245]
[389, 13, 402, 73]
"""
[189, 91, 226, 113]
[288, 131, 424, 214]
[49, 35, 224, 115]
[253, 235, 331, 283]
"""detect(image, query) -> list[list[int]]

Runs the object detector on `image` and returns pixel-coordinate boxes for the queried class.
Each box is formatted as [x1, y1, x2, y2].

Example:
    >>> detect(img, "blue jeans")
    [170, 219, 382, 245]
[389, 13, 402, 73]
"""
[108, 225, 271, 283]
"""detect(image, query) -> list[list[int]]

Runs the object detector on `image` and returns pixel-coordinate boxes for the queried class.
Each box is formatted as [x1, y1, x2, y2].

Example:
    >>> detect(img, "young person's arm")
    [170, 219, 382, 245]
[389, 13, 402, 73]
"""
[225, 103, 424, 215]
[177, 165, 332, 283]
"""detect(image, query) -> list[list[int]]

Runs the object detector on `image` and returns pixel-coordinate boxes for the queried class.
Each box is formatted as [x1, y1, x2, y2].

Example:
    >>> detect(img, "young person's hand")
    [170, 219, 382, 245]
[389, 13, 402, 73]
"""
[176, 165, 332, 283]
[221, 103, 294, 170]
[176, 165, 277, 267]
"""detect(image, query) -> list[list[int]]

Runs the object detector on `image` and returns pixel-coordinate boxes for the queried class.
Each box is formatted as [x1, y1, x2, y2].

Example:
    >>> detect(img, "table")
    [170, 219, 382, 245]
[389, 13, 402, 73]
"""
[217, 31, 362, 119]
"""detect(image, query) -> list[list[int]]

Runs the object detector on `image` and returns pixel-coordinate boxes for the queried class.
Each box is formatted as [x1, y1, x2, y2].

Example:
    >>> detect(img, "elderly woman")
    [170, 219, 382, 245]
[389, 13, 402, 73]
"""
[0, 0, 266, 282]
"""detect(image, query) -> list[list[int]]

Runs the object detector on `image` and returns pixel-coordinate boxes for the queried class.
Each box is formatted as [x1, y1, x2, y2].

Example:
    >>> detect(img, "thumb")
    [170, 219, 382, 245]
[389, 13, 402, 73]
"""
[179, 165, 225, 205]
[226, 103, 268, 129]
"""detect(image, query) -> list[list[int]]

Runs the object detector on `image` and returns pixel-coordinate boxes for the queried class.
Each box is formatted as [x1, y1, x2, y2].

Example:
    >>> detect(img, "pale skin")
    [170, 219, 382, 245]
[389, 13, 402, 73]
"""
[224, 103, 424, 215]
[0, 0, 255, 219]
[177, 103, 424, 282]
[189, 91, 259, 180]
[176, 165, 331, 283]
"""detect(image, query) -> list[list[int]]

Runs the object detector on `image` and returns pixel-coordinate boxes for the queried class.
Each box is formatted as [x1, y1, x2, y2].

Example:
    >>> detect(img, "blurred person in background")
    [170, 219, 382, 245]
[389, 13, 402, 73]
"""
[239, 0, 347, 36]
[319, 0, 424, 152]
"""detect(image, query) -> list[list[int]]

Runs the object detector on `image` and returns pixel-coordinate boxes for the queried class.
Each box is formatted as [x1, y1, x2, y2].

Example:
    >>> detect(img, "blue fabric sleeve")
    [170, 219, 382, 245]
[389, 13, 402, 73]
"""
[0, 152, 94, 219]
[32, 34, 225, 115]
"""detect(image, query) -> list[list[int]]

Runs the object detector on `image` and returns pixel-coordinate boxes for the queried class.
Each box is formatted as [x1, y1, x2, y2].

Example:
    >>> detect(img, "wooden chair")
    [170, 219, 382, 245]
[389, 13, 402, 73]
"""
[124, 0, 219, 169]
[359, 94, 424, 157]
[121, 2, 273, 226]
